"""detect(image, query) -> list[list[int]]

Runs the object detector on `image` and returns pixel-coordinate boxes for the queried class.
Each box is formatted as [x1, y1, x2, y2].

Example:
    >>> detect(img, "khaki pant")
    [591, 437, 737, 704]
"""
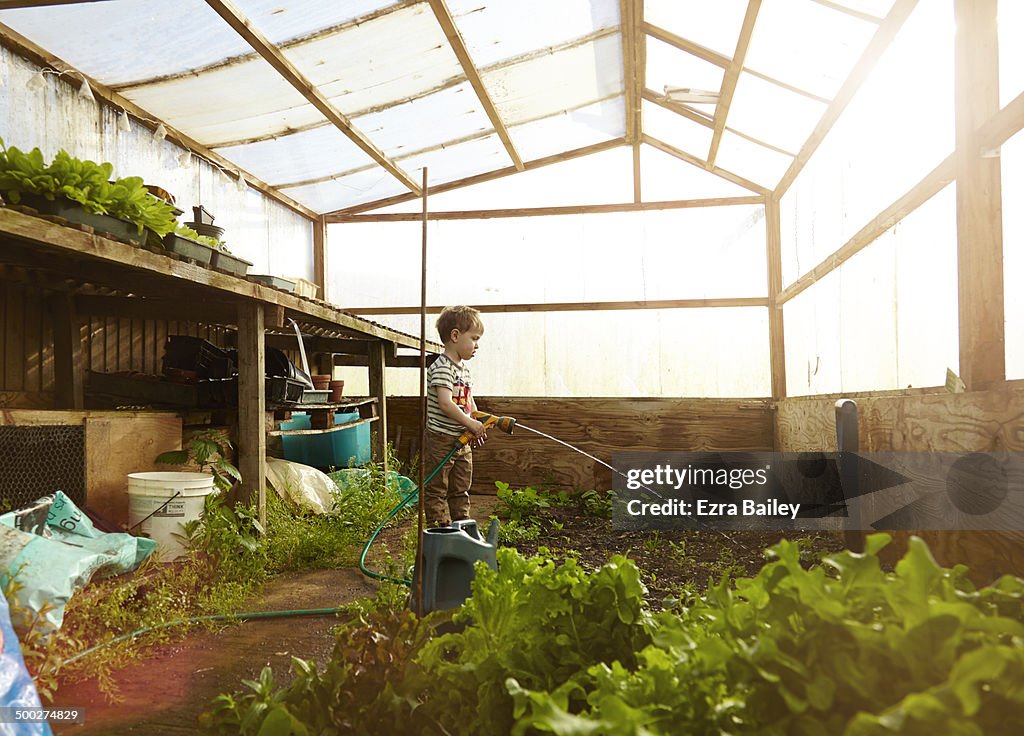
[424, 429, 472, 526]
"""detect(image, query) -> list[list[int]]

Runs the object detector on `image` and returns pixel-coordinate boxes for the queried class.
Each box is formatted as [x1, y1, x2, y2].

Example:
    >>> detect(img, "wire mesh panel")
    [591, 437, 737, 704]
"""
[0, 426, 86, 510]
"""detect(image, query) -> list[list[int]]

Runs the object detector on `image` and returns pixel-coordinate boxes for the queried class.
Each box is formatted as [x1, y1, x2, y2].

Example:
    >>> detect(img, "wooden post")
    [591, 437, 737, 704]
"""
[49, 292, 84, 409]
[313, 215, 327, 301]
[236, 301, 266, 524]
[954, 0, 1004, 390]
[765, 196, 786, 400]
[368, 339, 389, 476]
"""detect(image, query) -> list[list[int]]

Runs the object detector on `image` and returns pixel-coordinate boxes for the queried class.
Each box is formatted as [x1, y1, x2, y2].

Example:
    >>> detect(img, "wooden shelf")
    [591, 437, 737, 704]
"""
[267, 416, 377, 436]
[272, 397, 377, 411]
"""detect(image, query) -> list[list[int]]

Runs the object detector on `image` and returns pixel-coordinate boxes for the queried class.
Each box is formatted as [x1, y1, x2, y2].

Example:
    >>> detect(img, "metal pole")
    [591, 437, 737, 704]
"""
[416, 167, 428, 617]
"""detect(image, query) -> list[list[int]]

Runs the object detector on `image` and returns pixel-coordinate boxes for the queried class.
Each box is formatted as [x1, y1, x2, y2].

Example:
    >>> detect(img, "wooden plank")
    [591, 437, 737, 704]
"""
[741, 67, 831, 105]
[4, 283, 24, 391]
[775, 385, 1024, 583]
[49, 292, 84, 409]
[642, 134, 771, 194]
[977, 89, 1024, 154]
[312, 215, 327, 301]
[0, 21, 317, 220]
[954, 0, 1003, 390]
[0, 208, 441, 351]
[267, 416, 377, 437]
[388, 396, 774, 493]
[774, 0, 918, 198]
[329, 196, 764, 223]
[428, 0, 524, 171]
[346, 297, 769, 316]
[621, 0, 638, 143]
[0, 283, 5, 388]
[236, 301, 266, 523]
[84, 414, 182, 529]
[204, 0, 420, 195]
[332, 354, 428, 368]
[809, 0, 884, 24]
[707, 0, 762, 168]
[367, 340, 389, 476]
[643, 22, 729, 68]
[765, 196, 786, 400]
[777, 153, 955, 305]
[75, 296, 240, 325]
[325, 138, 626, 216]
[23, 285, 41, 392]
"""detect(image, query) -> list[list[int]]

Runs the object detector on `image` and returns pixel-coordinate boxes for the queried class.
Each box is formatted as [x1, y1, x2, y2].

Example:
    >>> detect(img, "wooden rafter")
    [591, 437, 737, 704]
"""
[345, 297, 769, 316]
[809, 0, 884, 24]
[427, 0, 524, 171]
[0, 21, 319, 220]
[643, 22, 729, 68]
[643, 90, 797, 157]
[631, 0, 646, 202]
[774, 0, 918, 198]
[327, 196, 764, 223]
[0, 1, 110, 6]
[324, 137, 626, 215]
[765, 195, 785, 399]
[643, 134, 769, 195]
[204, 0, 421, 195]
[707, 0, 762, 168]
[621, 0, 639, 143]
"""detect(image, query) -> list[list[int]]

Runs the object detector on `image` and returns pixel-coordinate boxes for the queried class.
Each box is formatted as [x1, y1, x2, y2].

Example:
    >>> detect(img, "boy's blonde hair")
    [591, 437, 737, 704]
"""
[436, 305, 484, 342]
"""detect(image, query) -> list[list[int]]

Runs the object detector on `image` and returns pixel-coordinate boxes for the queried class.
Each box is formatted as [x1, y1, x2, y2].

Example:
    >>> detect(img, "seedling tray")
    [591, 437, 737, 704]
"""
[250, 274, 296, 292]
[163, 233, 216, 265]
[211, 249, 252, 277]
[19, 194, 146, 245]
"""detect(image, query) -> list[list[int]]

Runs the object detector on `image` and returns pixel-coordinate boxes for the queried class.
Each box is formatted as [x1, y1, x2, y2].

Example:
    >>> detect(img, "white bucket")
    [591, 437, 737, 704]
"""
[127, 472, 216, 560]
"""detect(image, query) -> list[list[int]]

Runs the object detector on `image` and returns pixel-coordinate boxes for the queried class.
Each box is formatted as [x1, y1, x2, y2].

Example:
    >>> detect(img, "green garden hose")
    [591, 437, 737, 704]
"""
[357, 442, 461, 586]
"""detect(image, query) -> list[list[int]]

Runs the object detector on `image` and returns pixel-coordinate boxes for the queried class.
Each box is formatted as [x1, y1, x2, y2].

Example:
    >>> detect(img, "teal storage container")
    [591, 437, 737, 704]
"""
[279, 411, 371, 469]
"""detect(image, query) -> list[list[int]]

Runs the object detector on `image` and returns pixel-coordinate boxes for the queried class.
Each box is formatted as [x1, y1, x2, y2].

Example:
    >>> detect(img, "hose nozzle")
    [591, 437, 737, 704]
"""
[457, 411, 516, 445]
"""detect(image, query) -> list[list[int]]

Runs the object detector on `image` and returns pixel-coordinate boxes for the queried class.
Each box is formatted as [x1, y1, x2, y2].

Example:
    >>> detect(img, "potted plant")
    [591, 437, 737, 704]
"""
[0, 138, 177, 245]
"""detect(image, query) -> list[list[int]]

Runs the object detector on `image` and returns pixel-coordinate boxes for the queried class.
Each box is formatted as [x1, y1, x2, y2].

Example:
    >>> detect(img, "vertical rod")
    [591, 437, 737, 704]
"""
[416, 167, 429, 617]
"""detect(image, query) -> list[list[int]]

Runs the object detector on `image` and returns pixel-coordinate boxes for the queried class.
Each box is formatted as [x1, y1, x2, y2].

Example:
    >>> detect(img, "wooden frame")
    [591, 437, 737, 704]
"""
[643, 134, 770, 195]
[346, 298, 769, 316]
[707, 0, 762, 168]
[328, 196, 763, 223]
[427, 0, 524, 172]
[204, 0, 420, 195]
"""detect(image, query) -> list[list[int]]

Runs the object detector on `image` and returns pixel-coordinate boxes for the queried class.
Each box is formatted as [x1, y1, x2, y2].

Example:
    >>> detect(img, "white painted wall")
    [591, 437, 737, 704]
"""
[0, 46, 313, 278]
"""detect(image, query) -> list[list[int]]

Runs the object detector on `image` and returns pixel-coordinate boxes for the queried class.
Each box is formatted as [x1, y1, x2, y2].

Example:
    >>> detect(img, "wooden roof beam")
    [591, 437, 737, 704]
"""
[810, 0, 884, 24]
[328, 196, 764, 223]
[643, 134, 769, 195]
[346, 297, 769, 316]
[324, 137, 626, 216]
[707, 0, 763, 168]
[0, 21, 318, 220]
[427, 0, 524, 171]
[643, 22, 729, 68]
[774, 0, 918, 198]
[204, 0, 421, 196]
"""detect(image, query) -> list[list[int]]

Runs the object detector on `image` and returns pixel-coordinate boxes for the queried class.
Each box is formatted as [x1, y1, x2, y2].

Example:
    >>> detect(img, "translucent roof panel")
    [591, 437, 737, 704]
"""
[645, 35, 725, 100]
[643, 101, 713, 158]
[482, 32, 623, 125]
[0, 0, 249, 87]
[449, 0, 620, 68]
[233, 0, 400, 45]
[508, 96, 625, 161]
[349, 82, 493, 159]
[644, 0, 748, 57]
[640, 144, 753, 200]
[826, 0, 895, 18]
[213, 125, 376, 188]
[369, 146, 635, 213]
[121, 60, 323, 146]
[745, 0, 876, 100]
[1000, 0, 1024, 107]
[285, 3, 463, 117]
[395, 134, 508, 189]
[715, 130, 793, 188]
[728, 72, 827, 154]
[281, 167, 407, 212]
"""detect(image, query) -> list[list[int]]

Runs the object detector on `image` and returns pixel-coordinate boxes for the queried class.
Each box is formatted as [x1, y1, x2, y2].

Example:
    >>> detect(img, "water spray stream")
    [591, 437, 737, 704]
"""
[515, 422, 756, 555]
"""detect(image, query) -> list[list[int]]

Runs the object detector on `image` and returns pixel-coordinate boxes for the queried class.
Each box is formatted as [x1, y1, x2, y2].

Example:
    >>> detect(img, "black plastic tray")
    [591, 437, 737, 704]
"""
[19, 194, 146, 245]
[163, 233, 216, 265]
[211, 249, 252, 276]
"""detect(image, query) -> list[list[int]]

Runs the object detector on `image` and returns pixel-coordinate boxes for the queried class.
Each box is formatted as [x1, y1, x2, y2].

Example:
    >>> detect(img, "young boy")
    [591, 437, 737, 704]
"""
[424, 305, 487, 526]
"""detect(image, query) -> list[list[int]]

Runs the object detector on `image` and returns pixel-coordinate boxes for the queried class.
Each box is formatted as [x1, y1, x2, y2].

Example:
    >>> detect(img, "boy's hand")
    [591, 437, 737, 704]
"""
[467, 418, 486, 437]
[471, 431, 488, 449]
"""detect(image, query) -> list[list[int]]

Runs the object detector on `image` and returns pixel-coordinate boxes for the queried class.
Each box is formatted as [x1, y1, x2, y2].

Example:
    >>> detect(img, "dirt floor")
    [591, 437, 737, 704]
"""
[47, 494, 841, 733]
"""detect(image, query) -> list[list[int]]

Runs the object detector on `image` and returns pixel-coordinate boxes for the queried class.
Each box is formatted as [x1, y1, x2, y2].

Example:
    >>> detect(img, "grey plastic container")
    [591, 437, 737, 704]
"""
[413, 518, 499, 613]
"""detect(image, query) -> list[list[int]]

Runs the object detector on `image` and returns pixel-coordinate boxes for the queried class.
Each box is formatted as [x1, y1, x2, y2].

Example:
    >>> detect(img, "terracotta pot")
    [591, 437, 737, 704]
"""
[329, 380, 345, 402]
[311, 374, 331, 390]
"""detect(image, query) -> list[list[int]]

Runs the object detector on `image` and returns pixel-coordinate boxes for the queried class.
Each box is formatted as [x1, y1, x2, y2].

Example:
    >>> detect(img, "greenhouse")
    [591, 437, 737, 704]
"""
[0, 0, 1022, 733]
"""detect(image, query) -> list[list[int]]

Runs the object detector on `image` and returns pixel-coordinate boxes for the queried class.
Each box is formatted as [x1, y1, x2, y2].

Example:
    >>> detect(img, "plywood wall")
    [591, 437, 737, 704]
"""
[775, 384, 1024, 582]
[388, 396, 774, 493]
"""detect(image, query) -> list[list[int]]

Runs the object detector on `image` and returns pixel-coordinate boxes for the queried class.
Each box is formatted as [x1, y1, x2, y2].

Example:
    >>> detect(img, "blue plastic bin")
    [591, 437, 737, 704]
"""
[279, 411, 371, 468]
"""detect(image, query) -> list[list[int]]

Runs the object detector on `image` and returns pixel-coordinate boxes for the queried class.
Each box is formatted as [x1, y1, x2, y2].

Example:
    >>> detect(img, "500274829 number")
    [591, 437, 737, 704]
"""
[0, 707, 85, 723]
